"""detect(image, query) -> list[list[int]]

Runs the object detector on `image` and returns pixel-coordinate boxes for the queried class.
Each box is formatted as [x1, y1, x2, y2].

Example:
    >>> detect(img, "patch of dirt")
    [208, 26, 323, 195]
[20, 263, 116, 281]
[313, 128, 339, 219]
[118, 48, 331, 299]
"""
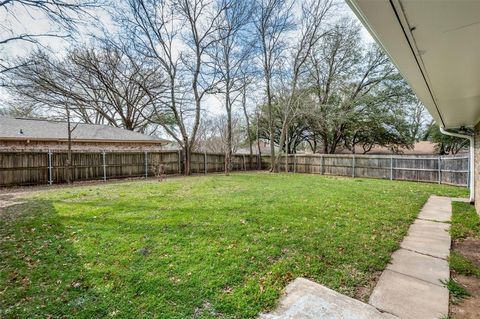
[450, 274, 480, 319]
[450, 236, 480, 319]
[454, 238, 480, 268]
[0, 193, 27, 220]
[355, 271, 382, 303]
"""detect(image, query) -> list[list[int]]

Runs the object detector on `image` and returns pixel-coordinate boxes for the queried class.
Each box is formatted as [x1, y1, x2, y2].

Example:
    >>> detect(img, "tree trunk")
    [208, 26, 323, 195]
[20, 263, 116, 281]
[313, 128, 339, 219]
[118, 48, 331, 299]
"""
[255, 105, 262, 170]
[66, 107, 73, 184]
[183, 140, 191, 175]
[241, 85, 253, 170]
[266, 75, 276, 172]
[285, 126, 288, 173]
[225, 91, 232, 175]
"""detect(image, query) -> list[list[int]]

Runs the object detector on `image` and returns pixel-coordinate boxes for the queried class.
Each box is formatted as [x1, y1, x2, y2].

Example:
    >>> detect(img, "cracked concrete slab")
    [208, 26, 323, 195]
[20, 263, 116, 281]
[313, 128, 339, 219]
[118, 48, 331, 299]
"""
[369, 270, 449, 319]
[400, 230, 451, 259]
[407, 219, 450, 240]
[386, 248, 449, 285]
[369, 196, 452, 319]
[417, 201, 451, 221]
[400, 218, 451, 259]
[259, 278, 398, 319]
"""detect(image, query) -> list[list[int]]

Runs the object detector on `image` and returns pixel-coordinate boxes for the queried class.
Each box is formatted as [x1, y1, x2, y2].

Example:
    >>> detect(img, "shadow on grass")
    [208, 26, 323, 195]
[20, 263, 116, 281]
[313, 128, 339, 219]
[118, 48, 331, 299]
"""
[0, 199, 108, 319]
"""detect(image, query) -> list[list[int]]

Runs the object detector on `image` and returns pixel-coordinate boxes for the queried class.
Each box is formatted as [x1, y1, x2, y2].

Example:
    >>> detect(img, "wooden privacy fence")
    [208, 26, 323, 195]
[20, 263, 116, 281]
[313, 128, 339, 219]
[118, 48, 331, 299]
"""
[0, 150, 262, 186]
[0, 151, 468, 187]
[274, 154, 469, 187]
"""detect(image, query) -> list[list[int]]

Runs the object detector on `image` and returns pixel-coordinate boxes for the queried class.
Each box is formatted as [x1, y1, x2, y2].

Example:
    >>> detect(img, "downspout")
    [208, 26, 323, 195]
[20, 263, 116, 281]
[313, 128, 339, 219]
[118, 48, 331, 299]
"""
[440, 127, 474, 203]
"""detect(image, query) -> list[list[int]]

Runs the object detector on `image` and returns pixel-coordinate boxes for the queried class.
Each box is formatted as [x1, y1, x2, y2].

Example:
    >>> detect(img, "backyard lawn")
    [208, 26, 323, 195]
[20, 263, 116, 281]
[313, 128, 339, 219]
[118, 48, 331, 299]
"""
[0, 173, 468, 318]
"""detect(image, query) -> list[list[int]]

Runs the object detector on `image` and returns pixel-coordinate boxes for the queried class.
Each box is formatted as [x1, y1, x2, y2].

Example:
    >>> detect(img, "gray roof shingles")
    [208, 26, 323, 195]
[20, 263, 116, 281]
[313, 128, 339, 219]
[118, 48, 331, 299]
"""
[0, 117, 169, 144]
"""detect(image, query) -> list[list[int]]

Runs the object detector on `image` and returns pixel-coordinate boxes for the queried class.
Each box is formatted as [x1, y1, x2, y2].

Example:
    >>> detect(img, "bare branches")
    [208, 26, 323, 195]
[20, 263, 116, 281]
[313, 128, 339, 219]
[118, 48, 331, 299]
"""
[0, 0, 102, 73]
[121, 0, 229, 174]
[5, 42, 167, 132]
[253, 0, 294, 171]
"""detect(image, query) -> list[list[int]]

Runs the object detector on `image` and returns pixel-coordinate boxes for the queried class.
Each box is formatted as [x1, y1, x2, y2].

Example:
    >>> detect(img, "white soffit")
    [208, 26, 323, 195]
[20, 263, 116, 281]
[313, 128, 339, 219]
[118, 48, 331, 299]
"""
[347, 0, 480, 129]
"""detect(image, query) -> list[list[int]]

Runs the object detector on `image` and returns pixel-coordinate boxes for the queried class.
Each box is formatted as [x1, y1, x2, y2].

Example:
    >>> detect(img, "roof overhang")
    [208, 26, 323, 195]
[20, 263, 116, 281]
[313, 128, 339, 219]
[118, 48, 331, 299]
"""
[346, 0, 480, 129]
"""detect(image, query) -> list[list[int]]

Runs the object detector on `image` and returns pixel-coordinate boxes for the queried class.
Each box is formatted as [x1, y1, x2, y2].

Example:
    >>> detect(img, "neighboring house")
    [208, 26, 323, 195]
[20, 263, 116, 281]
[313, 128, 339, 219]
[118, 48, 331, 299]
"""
[251, 141, 441, 156]
[0, 117, 170, 152]
[341, 141, 440, 155]
[347, 0, 479, 210]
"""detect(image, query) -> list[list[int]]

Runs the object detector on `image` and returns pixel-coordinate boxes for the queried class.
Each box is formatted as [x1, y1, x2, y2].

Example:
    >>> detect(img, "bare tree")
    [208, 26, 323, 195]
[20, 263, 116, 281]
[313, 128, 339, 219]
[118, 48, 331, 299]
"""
[0, 0, 100, 73]
[194, 113, 244, 154]
[210, 0, 253, 174]
[121, 0, 227, 175]
[240, 76, 255, 169]
[405, 94, 430, 142]
[69, 41, 167, 131]
[273, 0, 333, 170]
[253, 0, 293, 172]
[6, 43, 165, 132]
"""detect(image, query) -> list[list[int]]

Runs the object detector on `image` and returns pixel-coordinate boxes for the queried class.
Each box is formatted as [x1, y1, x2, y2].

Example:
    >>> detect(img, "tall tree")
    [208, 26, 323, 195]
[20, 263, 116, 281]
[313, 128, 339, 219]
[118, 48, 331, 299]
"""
[6, 43, 166, 132]
[305, 18, 403, 154]
[121, 0, 227, 175]
[211, 0, 253, 174]
[253, 0, 293, 171]
[273, 0, 333, 169]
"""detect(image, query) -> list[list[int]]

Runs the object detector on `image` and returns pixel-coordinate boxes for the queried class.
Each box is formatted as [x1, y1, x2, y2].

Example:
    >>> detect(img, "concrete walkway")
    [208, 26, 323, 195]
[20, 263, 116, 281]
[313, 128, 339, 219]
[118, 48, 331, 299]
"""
[260, 195, 455, 319]
[259, 278, 397, 319]
[369, 195, 452, 319]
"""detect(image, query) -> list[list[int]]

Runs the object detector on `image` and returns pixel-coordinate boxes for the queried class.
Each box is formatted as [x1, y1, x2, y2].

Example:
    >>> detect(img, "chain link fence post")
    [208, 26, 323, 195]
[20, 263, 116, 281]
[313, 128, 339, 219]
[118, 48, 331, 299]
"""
[145, 151, 148, 178]
[48, 150, 53, 185]
[204, 151, 207, 174]
[352, 155, 355, 178]
[390, 155, 393, 180]
[102, 151, 107, 181]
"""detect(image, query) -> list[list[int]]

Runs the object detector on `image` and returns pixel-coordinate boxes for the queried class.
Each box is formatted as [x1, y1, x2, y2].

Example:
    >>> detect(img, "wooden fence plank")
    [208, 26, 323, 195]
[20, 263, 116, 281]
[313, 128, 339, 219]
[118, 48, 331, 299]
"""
[0, 151, 469, 187]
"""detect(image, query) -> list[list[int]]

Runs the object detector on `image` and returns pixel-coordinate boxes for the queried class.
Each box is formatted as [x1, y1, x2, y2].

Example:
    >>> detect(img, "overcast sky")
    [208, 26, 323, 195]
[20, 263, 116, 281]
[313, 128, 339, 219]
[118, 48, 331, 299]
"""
[0, 0, 373, 116]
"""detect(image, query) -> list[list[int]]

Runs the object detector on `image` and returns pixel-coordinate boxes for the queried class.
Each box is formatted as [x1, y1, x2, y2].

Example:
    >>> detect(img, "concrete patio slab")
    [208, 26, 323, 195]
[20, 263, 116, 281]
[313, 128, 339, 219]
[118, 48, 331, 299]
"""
[400, 232, 450, 259]
[407, 219, 450, 240]
[386, 248, 449, 285]
[417, 205, 451, 222]
[260, 278, 398, 319]
[369, 270, 449, 319]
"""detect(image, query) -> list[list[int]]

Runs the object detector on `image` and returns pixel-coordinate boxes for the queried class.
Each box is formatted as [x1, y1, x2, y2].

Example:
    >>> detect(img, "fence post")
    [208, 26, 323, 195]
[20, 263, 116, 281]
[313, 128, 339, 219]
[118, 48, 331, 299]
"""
[178, 150, 181, 174]
[145, 151, 148, 178]
[390, 155, 393, 180]
[352, 154, 355, 178]
[102, 151, 107, 181]
[438, 156, 441, 184]
[204, 151, 207, 174]
[321, 155, 324, 175]
[48, 150, 53, 185]
[294, 154, 297, 173]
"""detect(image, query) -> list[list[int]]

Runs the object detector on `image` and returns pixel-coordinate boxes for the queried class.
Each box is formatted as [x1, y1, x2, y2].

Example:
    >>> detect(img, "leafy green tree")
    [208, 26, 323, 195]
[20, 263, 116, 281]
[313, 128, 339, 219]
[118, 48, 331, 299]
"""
[424, 123, 469, 155]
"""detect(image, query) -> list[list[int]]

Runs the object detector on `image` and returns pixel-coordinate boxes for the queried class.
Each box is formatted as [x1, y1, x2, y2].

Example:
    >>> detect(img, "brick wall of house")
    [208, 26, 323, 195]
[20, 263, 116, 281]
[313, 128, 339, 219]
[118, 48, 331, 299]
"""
[475, 122, 480, 212]
[0, 140, 164, 152]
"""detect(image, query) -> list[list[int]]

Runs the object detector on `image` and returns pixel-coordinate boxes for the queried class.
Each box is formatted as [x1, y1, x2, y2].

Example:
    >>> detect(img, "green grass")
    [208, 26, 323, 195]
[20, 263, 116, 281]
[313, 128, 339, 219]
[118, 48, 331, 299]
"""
[449, 252, 480, 278]
[451, 202, 480, 240]
[0, 173, 468, 318]
[441, 278, 470, 303]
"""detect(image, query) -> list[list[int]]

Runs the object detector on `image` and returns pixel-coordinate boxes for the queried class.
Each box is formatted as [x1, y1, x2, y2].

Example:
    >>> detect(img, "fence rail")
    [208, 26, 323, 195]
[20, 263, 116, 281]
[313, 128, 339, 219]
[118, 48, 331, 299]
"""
[0, 151, 469, 187]
[0, 150, 262, 186]
[274, 154, 469, 187]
